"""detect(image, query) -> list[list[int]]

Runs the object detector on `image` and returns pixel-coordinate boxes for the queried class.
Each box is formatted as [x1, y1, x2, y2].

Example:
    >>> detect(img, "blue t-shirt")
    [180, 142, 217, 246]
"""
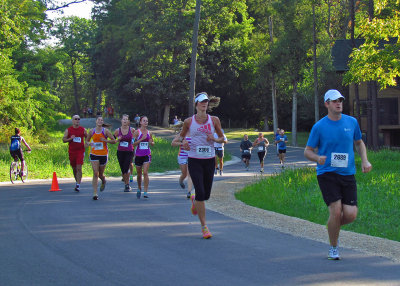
[306, 114, 362, 176]
[276, 135, 288, 150]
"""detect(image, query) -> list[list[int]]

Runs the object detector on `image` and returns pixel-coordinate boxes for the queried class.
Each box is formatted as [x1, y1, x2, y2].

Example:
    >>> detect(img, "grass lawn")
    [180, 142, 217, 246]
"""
[235, 148, 400, 242]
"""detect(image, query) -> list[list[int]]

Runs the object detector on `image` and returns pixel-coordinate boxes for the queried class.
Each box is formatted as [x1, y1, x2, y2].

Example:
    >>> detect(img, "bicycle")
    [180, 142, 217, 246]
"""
[9, 152, 29, 184]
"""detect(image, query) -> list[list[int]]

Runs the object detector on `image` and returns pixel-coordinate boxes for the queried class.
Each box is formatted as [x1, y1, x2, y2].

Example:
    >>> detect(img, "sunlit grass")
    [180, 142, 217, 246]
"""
[235, 149, 400, 242]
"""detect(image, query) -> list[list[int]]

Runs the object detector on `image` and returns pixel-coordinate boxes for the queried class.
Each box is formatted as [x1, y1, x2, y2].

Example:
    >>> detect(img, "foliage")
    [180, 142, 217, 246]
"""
[344, 0, 400, 89]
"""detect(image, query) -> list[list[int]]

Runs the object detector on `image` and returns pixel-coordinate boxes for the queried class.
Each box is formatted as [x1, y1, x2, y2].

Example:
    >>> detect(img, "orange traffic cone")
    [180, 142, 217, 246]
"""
[49, 172, 61, 192]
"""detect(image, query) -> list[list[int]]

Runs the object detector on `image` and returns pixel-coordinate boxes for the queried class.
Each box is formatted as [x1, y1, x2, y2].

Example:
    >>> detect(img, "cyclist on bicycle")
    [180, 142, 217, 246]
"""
[10, 128, 31, 176]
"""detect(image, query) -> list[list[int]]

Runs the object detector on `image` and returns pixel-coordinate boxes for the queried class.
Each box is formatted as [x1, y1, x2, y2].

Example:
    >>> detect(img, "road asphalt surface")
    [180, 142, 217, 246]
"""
[1, 136, 399, 285]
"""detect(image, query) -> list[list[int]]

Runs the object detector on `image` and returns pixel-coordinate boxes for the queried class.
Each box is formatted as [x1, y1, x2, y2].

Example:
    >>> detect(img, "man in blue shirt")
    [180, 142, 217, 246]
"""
[304, 89, 372, 260]
[275, 129, 288, 167]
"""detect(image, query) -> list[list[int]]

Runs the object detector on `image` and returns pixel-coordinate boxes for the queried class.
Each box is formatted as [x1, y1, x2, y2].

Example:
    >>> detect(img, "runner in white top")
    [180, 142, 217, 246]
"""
[179, 92, 224, 239]
[214, 130, 227, 175]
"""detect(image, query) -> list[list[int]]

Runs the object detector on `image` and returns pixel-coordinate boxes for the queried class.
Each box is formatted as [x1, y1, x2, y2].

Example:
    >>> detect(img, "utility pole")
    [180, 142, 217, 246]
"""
[188, 0, 202, 117]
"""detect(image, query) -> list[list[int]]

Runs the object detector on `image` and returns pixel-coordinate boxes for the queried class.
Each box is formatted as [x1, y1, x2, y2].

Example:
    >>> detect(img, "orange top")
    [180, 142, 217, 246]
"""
[90, 128, 108, 156]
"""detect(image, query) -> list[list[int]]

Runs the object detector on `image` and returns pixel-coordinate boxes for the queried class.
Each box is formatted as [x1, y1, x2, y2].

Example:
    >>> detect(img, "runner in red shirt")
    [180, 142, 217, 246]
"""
[62, 115, 87, 192]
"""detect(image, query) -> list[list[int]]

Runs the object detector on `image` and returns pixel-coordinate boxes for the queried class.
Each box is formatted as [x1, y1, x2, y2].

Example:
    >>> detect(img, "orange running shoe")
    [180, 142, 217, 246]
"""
[202, 225, 212, 239]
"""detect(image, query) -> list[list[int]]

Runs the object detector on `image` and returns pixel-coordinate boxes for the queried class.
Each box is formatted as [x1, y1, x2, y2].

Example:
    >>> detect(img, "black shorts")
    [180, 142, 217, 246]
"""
[10, 149, 23, 161]
[135, 155, 151, 167]
[241, 153, 251, 159]
[117, 150, 134, 174]
[257, 151, 266, 163]
[215, 148, 224, 158]
[188, 157, 215, 201]
[317, 172, 357, 206]
[90, 154, 108, 166]
[278, 149, 286, 154]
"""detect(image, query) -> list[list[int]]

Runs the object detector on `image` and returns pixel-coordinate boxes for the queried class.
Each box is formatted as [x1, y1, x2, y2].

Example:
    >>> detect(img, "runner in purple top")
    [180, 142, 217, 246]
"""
[132, 116, 154, 199]
[114, 114, 135, 192]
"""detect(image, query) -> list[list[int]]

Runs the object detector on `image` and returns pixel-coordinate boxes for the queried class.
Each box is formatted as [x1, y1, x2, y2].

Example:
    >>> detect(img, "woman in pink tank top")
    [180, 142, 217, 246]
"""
[132, 116, 154, 199]
[179, 92, 225, 239]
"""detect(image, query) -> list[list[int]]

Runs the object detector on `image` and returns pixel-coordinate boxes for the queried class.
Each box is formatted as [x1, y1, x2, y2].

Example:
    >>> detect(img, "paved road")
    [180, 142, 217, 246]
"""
[1, 142, 399, 285]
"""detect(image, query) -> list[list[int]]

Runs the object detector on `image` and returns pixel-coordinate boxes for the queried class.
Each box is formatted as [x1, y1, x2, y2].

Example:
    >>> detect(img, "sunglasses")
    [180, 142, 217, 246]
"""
[74, 118, 81, 120]
[327, 98, 344, 103]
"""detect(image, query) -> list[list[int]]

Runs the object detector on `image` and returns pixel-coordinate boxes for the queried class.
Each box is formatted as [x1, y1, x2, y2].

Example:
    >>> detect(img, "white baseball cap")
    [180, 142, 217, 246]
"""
[324, 89, 345, 102]
[195, 93, 209, 103]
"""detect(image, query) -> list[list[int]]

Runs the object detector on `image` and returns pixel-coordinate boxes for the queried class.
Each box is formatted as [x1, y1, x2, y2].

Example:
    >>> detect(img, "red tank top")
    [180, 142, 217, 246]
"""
[67, 126, 85, 152]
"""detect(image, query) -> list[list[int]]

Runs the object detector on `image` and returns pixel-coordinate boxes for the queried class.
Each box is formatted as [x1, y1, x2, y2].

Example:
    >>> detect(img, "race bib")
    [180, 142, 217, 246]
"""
[93, 142, 104, 150]
[72, 137, 82, 143]
[119, 141, 129, 148]
[258, 146, 264, 151]
[331, 152, 349, 168]
[196, 146, 212, 157]
[139, 142, 149, 149]
[243, 150, 250, 153]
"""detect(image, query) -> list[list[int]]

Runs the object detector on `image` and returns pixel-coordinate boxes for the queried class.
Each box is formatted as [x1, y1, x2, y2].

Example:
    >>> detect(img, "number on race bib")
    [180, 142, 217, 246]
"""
[139, 142, 149, 149]
[258, 146, 264, 151]
[196, 146, 212, 157]
[72, 137, 82, 143]
[94, 142, 103, 150]
[119, 141, 129, 148]
[331, 152, 349, 168]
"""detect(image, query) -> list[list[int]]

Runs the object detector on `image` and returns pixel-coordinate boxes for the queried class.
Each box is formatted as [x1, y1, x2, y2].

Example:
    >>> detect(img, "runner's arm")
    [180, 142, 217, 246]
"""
[354, 139, 372, 173]
[304, 146, 326, 165]
[209, 116, 224, 143]
[62, 129, 73, 143]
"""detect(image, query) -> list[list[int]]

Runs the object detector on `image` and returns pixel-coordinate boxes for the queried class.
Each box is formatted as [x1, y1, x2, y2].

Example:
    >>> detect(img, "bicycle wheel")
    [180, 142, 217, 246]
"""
[9, 161, 19, 184]
[20, 161, 28, 183]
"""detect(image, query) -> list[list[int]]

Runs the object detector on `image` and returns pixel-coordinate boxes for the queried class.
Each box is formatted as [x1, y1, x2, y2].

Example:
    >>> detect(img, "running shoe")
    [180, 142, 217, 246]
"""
[74, 187, 80, 192]
[143, 192, 148, 198]
[100, 180, 106, 192]
[190, 194, 197, 215]
[260, 168, 264, 173]
[124, 185, 131, 192]
[186, 191, 191, 199]
[179, 179, 185, 189]
[92, 195, 98, 200]
[219, 169, 223, 175]
[328, 246, 340, 260]
[129, 175, 133, 182]
[136, 189, 141, 199]
[202, 225, 212, 239]
[214, 168, 219, 175]
[246, 166, 249, 171]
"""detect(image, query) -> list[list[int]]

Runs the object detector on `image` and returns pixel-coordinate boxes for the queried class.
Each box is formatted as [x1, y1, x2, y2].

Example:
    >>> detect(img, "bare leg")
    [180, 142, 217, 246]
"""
[91, 161, 100, 196]
[142, 162, 150, 192]
[194, 200, 206, 226]
[75, 165, 82, 184]
[136, 166, 142, 190]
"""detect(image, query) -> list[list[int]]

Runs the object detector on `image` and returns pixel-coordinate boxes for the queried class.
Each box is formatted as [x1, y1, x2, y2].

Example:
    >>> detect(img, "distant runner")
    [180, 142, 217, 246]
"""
[86, 116, 116, 200]
[62, 115, 87, 192]
[253, 132, 269, 173]
[240, 134, 252, 171]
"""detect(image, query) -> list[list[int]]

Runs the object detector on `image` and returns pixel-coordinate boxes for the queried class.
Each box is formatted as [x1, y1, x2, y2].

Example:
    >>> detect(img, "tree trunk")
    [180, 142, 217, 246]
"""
[269, 16, 279, 132]
[313, 4, 319, 123]
[188, 0, 201, 117]
[350, 0, 361, 125]
[162, 102, 171, 127]
[263, 115, 269, 131]
[366, 81, 373, 147]
[371, 81, 379, 149]
[70, 57, 80, 115]
[291, 81, 298, 147]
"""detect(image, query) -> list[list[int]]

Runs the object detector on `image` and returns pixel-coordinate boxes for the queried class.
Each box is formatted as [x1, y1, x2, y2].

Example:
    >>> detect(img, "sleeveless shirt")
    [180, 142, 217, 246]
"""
[90, 128, 108, 156]
[188, 115, 215, 159]
[67, 126, 85, 152]
[117, 127, 134, 152]
[135, 129, 151, 156]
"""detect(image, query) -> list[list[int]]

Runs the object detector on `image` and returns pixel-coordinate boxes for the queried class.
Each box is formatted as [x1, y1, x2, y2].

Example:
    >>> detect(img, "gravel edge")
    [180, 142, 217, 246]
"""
[208, 176, 400, 263]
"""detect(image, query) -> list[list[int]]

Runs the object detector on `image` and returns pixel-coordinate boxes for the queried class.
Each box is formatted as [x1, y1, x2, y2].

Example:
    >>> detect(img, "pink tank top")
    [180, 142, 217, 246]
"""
[188, 115, 215, 159]
[178, 137, 191, 158]
[135, 129, 151, 156]
[117, 127, 133, 151]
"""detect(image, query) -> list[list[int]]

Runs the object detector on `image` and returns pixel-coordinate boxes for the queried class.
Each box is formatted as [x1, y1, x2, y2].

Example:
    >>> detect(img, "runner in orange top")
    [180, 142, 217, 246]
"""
[86, 116, 116, 200]
[62, 114, 87, 192]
